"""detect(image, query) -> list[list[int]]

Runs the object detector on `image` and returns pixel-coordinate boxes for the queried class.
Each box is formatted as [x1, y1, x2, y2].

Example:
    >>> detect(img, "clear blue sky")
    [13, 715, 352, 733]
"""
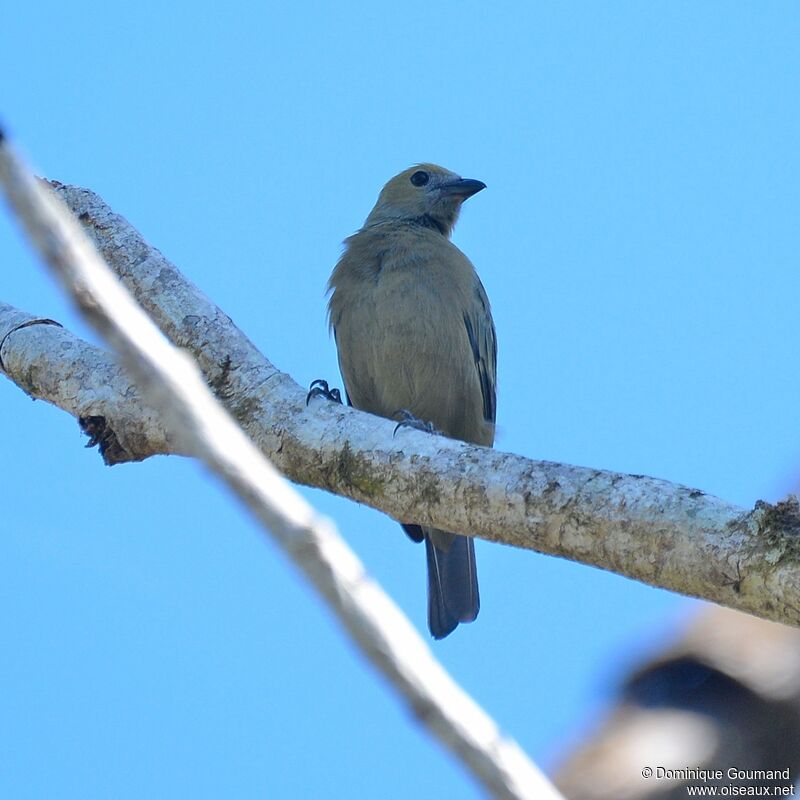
[2, 3, 799, 797]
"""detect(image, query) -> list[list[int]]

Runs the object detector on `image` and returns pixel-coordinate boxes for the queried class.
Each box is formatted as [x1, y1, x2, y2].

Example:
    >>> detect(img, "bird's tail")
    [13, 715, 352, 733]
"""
[425, 529, 480, 639]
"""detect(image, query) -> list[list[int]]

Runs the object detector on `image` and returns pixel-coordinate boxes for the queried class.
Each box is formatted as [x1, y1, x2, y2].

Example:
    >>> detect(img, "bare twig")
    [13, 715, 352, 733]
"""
[0, 133, 562, 800]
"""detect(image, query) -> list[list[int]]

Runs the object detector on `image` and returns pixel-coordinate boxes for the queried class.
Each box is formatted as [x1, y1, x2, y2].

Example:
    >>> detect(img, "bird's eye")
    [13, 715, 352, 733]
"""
[410, 170, 430, 187]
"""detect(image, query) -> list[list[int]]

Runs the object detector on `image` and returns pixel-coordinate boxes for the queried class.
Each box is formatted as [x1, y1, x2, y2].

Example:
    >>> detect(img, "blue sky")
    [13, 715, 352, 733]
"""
[2, 3, 799, 797]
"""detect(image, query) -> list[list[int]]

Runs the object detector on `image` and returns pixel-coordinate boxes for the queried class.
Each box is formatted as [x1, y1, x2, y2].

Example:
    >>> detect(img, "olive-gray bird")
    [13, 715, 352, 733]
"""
[326, 164, 496, 639]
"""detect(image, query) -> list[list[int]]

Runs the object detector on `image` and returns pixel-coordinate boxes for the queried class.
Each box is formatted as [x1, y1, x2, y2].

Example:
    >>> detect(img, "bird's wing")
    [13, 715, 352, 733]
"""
[462, 278, 497, 425]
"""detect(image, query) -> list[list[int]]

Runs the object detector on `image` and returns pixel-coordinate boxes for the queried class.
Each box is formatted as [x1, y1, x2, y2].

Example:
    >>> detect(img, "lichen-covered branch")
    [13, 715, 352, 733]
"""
[1, 177, 799, 631]
[1, 130, 561, 800]
[0, 301, 174, 461]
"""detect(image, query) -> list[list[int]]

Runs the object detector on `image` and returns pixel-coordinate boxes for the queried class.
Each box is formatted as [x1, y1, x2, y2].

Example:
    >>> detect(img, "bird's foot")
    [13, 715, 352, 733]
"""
[393, 409, 440, 437]
[306, 379, 343, 406]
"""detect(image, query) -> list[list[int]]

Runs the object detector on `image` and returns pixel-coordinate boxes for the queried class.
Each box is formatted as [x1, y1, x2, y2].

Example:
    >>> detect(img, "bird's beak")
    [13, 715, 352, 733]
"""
[439, 177, 486, 200]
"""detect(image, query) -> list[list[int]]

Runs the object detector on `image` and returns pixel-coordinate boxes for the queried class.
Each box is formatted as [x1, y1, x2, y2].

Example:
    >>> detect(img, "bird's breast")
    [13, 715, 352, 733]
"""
[332, 256, 485, 441]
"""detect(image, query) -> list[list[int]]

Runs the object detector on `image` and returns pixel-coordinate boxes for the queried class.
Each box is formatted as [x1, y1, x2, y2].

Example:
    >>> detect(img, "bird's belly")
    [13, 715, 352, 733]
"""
[339, 283, 484, 442]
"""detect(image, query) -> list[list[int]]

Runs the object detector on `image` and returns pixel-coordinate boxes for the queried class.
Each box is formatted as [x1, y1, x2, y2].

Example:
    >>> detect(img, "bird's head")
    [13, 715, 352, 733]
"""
[364, 164, 485, 237]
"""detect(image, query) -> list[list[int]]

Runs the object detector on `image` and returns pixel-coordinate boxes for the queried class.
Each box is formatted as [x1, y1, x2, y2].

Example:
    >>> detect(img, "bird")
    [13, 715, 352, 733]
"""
[324, 163, 496, 639]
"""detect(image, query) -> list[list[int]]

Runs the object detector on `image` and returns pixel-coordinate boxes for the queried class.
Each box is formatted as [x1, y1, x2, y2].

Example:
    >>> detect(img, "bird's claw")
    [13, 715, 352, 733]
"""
[393, 409, 439, 437]
[307, 379, 343, 406]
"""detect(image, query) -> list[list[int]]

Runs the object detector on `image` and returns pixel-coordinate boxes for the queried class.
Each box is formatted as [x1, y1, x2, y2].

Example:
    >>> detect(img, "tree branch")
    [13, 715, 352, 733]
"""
[0, 131, 562, 800]
[2, 179, 800, 631]
[0, 301, 173, 460]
